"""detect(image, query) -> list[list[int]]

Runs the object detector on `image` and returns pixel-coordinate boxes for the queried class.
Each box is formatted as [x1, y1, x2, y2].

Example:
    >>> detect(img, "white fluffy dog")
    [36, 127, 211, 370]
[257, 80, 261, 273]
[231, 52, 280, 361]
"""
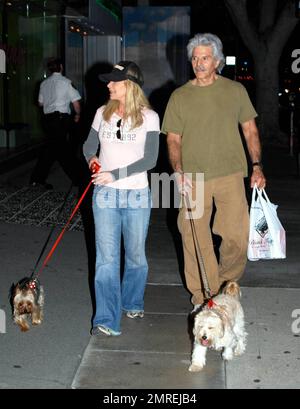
[189, 281, 247, 372]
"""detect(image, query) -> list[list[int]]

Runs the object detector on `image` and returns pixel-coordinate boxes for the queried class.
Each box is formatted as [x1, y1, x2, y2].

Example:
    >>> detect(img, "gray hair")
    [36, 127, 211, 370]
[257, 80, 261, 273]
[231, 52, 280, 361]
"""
[187, 33, 225, 73]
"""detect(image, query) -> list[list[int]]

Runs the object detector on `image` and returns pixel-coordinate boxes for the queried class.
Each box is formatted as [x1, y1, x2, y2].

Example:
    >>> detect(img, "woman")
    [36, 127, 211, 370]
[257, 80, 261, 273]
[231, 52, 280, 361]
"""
[83, 61, 160, 336]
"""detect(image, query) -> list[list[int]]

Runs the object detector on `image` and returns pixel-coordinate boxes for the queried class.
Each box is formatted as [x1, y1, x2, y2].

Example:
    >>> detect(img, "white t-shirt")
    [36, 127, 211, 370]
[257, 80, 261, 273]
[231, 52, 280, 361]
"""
[38, 72, 81, 114]
[91, 107, 160, 189]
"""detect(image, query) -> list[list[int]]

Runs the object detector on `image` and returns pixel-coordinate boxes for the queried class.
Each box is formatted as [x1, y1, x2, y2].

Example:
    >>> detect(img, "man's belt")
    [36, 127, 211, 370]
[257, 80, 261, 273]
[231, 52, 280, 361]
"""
[45, 111, 70, 118]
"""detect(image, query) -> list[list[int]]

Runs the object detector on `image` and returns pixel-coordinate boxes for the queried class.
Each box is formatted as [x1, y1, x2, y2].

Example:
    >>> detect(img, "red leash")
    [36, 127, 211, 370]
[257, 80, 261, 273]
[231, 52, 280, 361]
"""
[35, 163, 100, 278]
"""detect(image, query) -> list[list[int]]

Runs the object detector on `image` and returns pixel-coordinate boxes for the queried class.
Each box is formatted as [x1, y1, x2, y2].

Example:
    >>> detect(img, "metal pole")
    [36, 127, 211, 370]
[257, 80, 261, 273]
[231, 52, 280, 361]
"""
[2, 2, 9, 149]
[290, 109, 294, 156]
[289, 93, 296, 157]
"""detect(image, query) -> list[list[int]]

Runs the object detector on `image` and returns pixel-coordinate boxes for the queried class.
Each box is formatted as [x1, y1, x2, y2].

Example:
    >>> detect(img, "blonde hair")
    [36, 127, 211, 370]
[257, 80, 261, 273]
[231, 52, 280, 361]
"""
[102, 80, 151, 129]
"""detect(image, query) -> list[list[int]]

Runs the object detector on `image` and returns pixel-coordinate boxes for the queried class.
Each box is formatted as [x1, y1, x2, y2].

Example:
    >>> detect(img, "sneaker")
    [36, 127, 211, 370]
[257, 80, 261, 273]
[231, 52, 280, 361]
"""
[90, 325, 121, 336]
[31, 181, 53, 190]
[190, 304, 203, 314]
[126, 311, 144, 319]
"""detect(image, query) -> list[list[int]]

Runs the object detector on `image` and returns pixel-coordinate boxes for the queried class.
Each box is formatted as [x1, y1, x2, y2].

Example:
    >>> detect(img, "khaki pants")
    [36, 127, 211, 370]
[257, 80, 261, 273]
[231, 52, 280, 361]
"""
[178, 172, 249, 305]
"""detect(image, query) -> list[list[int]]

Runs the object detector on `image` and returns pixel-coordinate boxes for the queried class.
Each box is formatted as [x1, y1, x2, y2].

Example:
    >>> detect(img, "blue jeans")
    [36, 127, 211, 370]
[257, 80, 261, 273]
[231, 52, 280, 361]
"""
[92, 185, 151, 333]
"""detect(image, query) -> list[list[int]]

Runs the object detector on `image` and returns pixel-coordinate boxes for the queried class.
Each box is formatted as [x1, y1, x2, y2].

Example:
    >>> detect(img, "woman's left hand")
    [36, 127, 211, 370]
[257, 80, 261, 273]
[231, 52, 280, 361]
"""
[92, 171, 115, 185]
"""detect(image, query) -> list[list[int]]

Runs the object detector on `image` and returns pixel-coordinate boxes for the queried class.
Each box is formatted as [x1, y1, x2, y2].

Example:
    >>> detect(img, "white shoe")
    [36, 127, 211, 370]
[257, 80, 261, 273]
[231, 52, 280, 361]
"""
[191, 304, 202, 314]
[91, 325, 121, 336]
[126, 311, 144, 319]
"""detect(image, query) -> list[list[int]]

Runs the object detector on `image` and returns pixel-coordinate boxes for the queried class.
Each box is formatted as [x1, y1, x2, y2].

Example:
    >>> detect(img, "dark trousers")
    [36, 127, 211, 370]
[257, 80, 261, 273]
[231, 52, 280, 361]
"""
[30, 112, 79, 185]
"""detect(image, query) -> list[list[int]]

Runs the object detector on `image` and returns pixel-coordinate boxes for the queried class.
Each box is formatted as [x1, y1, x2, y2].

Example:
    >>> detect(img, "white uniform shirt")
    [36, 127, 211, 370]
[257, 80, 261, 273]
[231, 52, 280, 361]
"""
[38, 72, 81, 114]
[91, 107, 160, 189]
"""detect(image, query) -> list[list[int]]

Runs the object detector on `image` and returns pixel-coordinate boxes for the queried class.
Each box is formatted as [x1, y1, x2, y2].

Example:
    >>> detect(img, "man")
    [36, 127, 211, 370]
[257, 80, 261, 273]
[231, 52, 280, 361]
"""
[162, 33, 266, 311]
[30, 58, 81, 189]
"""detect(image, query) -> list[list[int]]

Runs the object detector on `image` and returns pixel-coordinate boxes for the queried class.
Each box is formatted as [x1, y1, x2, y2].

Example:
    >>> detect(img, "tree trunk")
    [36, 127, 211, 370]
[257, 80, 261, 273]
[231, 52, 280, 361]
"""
[224, 0, 299, 143]
[254, 52, 281, 143]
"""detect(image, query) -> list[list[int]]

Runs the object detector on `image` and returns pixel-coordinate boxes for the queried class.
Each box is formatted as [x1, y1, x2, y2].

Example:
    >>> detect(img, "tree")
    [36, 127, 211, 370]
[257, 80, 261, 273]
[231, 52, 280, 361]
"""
[224, 0, 299, 143]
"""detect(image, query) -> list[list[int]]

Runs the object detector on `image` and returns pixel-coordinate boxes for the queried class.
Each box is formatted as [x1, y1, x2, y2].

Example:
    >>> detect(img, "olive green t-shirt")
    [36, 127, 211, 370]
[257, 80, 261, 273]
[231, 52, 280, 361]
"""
[161, 76, 257, 181]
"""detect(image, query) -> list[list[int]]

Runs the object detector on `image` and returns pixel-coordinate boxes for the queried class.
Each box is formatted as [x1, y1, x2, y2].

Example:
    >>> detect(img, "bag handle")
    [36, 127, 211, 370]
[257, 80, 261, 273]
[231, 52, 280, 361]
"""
[251, 184, 257, 203]
[253, 183, 271, 204]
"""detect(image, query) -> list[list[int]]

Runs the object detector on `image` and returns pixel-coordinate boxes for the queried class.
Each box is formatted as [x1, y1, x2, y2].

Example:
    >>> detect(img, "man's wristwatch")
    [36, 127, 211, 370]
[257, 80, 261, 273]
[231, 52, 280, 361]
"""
[252, 161, 263, 169]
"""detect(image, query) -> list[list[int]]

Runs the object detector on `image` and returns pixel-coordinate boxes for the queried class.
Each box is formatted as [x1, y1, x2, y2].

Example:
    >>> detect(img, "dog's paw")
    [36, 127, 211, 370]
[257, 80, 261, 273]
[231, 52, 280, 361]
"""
[15, 318, 30, 332]
[19, 323, 30, 332]
[234, 343, 246, 356]
[32, 319, 42, 326]
[188, 363, 204, 372]
[222, 348, 234, 361]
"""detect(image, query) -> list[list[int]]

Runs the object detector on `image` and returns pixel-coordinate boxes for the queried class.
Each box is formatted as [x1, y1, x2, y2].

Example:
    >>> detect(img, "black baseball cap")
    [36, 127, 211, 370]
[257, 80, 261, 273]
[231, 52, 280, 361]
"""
[99, 61, 144, 87]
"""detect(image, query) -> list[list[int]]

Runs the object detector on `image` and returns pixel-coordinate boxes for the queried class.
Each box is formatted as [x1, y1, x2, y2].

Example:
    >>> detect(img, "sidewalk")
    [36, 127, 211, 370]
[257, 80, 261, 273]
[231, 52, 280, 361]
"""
[71, 204, 300, 389]
[71, 286, 300, 389]
[0, 152, 300, 389]
[71, 146, 300, 389]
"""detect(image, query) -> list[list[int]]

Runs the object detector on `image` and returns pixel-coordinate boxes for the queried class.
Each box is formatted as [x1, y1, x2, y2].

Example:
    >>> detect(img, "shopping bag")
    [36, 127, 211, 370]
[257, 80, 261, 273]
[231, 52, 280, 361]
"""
[247, 185, 286, 261]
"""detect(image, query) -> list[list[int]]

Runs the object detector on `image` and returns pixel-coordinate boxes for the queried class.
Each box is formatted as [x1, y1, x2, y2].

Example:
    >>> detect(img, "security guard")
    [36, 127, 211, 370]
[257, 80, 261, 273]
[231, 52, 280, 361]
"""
[30, 57, 81, 189]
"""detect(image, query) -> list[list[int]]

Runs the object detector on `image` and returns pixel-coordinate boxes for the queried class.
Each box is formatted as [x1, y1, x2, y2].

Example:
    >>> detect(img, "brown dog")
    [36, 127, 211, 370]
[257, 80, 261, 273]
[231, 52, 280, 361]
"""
[11, 277, 44, 332]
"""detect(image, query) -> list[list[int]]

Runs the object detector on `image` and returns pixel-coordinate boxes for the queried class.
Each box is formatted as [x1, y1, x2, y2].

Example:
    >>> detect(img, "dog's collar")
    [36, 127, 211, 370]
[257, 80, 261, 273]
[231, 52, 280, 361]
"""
[207, 299, 216, 309]
[205, 301, 234, 332]
[18, 277, 41, 300]
[205, 299, 224, 319]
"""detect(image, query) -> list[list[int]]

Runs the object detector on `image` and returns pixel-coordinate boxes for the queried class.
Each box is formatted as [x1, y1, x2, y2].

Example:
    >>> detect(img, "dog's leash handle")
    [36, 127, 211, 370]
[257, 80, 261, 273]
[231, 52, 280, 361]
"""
[91, 162, 101, 174]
